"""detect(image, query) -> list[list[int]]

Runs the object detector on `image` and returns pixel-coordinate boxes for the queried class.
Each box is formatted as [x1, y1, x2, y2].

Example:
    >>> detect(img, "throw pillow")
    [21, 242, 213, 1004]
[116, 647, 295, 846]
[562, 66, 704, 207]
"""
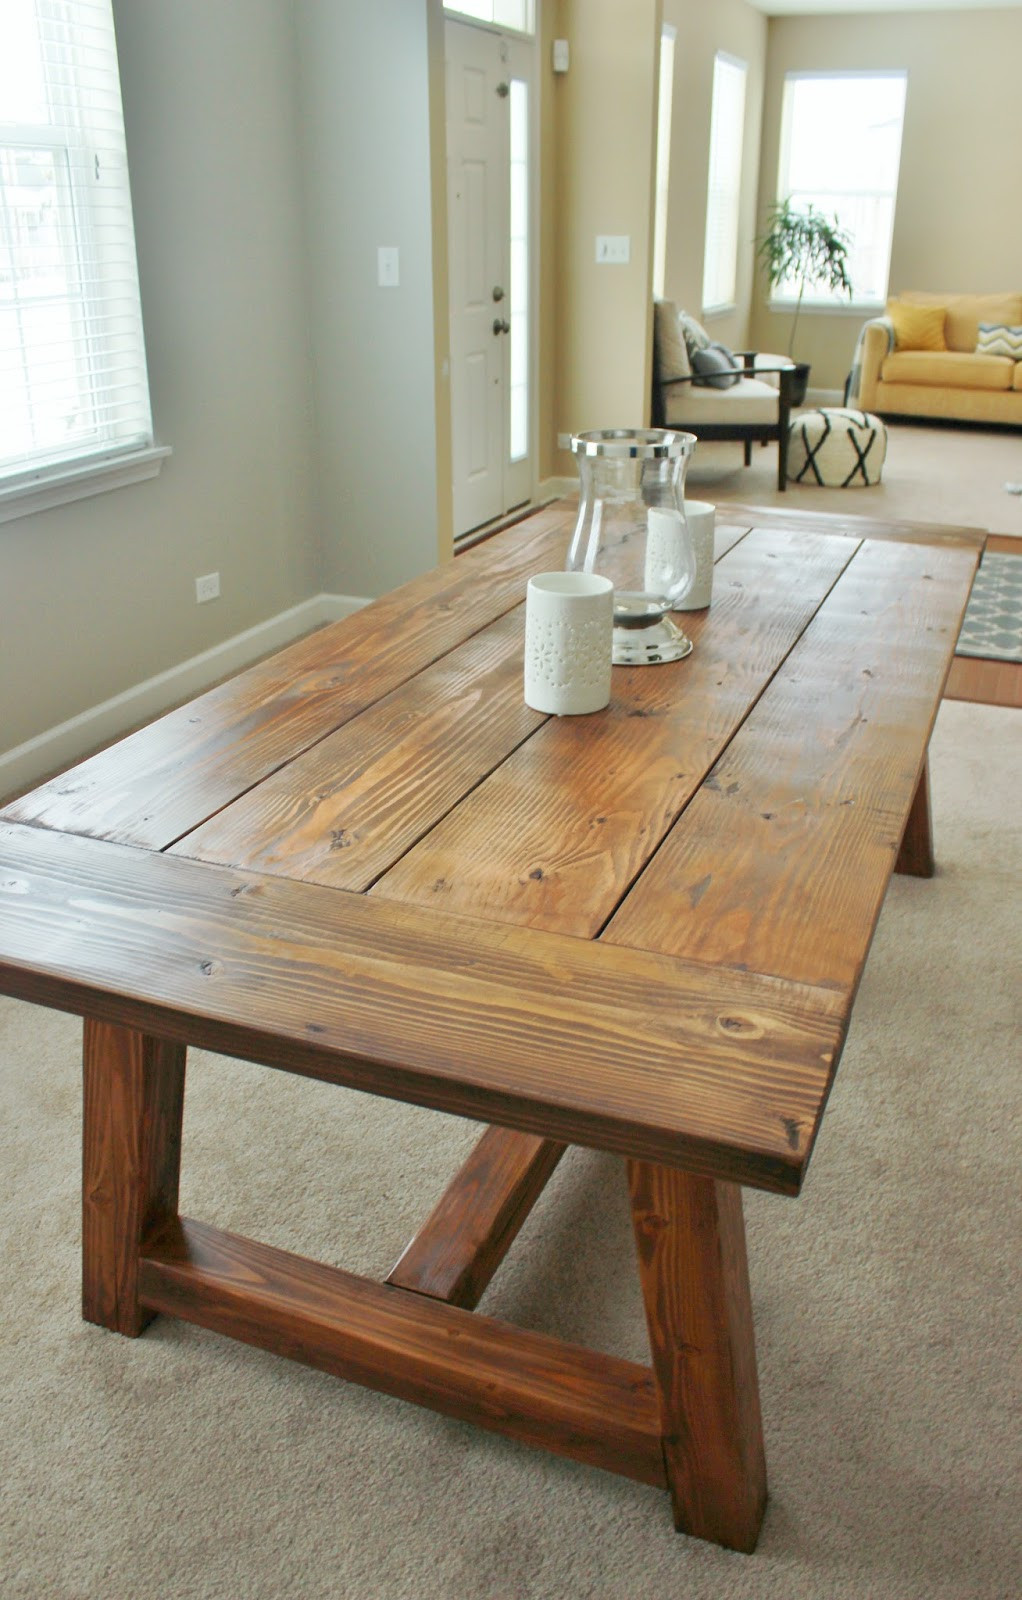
[886, 299, 947, 351]
[678, 310, 712, 363]
[654, 301, 691, 382]
[975, 322, 1022, 360]
[691, 341, 741, 389]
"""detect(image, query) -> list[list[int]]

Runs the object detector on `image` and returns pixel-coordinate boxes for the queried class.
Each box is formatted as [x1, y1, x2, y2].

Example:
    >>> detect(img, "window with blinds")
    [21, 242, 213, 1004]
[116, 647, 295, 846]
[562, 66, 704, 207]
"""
[773, 72, 907, 306]
[701, 53, 747, 315]
[0, 0, 155, 501]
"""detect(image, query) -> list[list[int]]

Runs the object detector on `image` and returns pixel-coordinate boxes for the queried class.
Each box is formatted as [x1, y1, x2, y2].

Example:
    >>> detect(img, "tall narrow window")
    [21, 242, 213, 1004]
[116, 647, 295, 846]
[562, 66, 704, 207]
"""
[651, 25, 676, 302]
[774, 72, 907, 305]
[0, 0, 157, 501]
[508, 77, 529, 463]
[702, 53, 747, 314]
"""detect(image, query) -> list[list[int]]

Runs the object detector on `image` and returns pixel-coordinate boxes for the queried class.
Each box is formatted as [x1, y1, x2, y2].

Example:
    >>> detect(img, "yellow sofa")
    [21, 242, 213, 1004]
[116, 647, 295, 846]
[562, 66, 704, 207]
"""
[852, 291, 1022, 425]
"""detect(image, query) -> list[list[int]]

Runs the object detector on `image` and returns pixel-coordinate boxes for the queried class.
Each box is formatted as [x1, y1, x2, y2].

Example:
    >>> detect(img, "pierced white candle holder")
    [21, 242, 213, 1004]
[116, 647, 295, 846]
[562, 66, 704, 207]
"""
[524, 572, 614, 716]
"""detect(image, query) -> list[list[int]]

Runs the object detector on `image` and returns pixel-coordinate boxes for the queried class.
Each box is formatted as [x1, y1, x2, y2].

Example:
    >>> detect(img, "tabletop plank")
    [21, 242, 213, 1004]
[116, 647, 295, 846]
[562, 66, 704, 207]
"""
[720, 502, 986, 549]
[604, 537, 980, 989]
[169, 608, 545, 890]
[371, 528, 858, 937]
[0, 821, 845, 1194]
[1, 504, 576, 850]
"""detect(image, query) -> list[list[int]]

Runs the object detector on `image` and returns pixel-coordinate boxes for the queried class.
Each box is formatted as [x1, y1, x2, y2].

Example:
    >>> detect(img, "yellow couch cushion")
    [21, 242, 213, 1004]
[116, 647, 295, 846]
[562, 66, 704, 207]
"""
[886, 299, 947, 351]
[880, 350, 1015, 390]
[900, 291, 1022, 351]
[1014, 364, 1022, 392]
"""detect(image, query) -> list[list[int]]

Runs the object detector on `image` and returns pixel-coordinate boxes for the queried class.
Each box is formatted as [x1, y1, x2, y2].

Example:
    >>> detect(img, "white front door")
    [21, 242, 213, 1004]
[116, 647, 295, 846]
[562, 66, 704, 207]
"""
[446, 19, 532, 540]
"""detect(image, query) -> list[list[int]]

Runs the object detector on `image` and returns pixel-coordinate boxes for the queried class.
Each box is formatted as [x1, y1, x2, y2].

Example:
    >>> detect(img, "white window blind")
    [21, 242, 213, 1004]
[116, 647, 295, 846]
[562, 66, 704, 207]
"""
[702, 53, 747, 314]
[774, 72, 907, 306]
[0, 0, 155, 496]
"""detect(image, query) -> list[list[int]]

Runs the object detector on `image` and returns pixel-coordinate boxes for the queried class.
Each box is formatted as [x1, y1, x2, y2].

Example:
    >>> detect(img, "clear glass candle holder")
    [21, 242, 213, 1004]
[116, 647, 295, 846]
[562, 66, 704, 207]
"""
[565, 429, 698, 665]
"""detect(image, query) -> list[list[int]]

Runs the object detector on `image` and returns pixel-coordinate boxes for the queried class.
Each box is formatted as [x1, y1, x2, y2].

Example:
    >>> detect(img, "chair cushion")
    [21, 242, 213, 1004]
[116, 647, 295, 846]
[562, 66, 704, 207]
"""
[886, 299, 947, 351]
[1014, 364, 1022, 392]
[663, 376, 780, 427]
[788, 408, 887, 487]
[691, 342, 741, 388]
[881, 350, 1014, 390]
[654, 301, 691, 382]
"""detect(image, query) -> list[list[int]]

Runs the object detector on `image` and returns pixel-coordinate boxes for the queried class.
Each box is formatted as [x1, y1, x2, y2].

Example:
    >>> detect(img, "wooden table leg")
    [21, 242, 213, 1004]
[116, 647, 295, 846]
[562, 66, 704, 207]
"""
[627, 1160, 767, 1552]
[895, 757, 935, 878]
[82, 1019, 186, 1336]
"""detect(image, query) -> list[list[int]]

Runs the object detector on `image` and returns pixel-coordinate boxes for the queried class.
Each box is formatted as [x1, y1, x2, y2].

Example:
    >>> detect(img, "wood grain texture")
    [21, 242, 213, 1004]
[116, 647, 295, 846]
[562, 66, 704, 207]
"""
[139, 1217, 668, 1489]
[605, 537, 981, 992]
[386, 1127, 566, 1308]
[82, 1019, 186, 1335]
[628, 1162, 766, 1552]
[372, 528, 859, 936]
[895, 758, 934, 878]
[0, 504, 576, 850]
[170, 608, 545, 888]
[720, 502, 986, 549]
[0, 821, 844, 1194]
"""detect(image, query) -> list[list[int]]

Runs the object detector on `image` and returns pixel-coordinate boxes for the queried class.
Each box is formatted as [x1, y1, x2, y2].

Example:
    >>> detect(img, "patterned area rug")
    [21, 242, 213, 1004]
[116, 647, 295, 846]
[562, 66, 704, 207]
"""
[955, 550, 1022, 662]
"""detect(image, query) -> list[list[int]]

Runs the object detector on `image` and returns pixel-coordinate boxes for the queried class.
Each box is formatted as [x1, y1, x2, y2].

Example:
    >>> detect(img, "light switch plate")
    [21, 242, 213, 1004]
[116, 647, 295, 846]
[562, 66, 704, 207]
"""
[377, 246, 400, 288]
[595, 235, 630, 265]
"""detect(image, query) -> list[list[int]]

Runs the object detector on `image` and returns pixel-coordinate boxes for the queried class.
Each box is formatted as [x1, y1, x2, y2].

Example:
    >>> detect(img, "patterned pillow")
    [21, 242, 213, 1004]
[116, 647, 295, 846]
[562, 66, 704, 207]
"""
[678, 310, 712, 362]
[691, 341, 741, 389]
[976, 322, 1022, 359]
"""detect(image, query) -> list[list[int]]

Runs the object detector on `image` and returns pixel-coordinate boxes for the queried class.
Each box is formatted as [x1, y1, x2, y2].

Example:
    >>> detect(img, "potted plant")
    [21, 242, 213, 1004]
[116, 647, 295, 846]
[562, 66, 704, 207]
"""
[756, 198, 853, 403]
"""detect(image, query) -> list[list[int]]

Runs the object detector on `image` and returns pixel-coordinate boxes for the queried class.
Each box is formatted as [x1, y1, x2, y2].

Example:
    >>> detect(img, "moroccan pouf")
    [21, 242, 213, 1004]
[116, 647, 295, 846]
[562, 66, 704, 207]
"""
[787, 407, 887, 487]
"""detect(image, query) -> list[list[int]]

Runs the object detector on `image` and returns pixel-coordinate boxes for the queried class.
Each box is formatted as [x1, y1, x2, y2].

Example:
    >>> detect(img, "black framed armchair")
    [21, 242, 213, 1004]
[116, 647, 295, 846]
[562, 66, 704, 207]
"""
[652, 301, 799, 491]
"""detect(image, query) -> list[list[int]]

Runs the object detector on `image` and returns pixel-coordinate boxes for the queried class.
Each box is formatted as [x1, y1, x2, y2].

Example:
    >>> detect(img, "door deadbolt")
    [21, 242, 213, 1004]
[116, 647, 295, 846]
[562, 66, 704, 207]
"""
[492, 285, 505, 302]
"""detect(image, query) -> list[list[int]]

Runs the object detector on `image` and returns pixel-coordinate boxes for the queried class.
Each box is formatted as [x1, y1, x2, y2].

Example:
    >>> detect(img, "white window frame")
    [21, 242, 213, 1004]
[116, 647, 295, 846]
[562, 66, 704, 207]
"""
[651, 25, 676, 303]
[443, 0, 535, 36]
[701, 52, 747, 316]
[0, 0, 167, 524]
[771, 69, 908, 315]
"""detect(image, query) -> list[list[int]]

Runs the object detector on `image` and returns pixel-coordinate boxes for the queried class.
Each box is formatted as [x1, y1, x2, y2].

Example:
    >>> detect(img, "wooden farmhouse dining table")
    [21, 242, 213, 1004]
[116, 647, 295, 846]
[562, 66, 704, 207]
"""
[0, 500, 983, 1553]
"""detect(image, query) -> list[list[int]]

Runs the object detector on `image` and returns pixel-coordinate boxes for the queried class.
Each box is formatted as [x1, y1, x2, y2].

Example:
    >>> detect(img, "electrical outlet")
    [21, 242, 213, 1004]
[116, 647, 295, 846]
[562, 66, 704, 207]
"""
[377, 246, 400, 287]
[195, 571, 220, 604]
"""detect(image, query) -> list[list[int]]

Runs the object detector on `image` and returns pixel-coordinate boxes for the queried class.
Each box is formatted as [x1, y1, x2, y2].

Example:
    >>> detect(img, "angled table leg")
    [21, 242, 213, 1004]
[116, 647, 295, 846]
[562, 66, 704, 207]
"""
[627, 1160, 767, 1552]
[82, 1019, 186, 1336]
[896, 757, 935, 877]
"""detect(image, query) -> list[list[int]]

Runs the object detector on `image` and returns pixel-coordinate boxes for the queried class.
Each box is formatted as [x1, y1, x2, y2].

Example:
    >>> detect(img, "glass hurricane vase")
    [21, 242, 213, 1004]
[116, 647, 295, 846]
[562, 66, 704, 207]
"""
[566, 429, 697, 665]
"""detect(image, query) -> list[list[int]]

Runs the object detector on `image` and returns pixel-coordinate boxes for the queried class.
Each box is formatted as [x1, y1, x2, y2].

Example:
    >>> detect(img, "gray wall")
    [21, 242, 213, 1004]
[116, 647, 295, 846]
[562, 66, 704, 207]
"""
[295, 0, 441, 597]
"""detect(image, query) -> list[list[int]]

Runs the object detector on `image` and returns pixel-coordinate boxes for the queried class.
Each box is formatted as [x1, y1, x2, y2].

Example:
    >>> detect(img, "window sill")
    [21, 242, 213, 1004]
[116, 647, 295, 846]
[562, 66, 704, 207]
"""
[701, 303, 737, 319]
[765, 300, 883, 318]
[0, 445, 172, 526]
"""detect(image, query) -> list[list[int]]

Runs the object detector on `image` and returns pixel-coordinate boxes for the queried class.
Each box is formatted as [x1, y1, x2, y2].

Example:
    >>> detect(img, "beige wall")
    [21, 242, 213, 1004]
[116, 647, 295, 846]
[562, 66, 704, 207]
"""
[550, 0, 662, 476]
[750, 8, 1022, 389]
[1, 0, 318, 758]
[661, 0, 768, 352]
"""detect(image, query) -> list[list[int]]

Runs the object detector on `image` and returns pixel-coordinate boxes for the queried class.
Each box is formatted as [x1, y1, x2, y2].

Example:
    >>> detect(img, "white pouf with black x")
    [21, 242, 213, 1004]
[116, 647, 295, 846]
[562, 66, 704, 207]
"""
[788, 407, 887, 487]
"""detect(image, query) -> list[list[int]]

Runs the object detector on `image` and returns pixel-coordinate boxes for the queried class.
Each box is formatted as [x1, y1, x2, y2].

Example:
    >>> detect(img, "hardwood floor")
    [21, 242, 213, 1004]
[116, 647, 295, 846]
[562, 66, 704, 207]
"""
[943, 535, 1022, 710]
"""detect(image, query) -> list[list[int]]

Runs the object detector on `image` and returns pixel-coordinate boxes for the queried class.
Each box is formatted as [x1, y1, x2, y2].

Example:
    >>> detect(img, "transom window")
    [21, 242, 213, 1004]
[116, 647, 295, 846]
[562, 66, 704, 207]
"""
[443, 1, 535, 33]
[774, 71, 908, 307]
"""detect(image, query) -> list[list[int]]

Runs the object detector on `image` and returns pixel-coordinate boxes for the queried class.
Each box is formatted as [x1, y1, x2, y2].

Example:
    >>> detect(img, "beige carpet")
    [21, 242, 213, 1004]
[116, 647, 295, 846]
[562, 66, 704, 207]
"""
[2, 699, 1020, 1600]
[688, 418, 1022, 537]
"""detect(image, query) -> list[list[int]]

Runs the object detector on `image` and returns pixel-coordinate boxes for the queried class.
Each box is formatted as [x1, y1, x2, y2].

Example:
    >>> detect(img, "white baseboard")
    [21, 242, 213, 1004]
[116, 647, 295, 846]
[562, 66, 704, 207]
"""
[1, 591, 368, 799]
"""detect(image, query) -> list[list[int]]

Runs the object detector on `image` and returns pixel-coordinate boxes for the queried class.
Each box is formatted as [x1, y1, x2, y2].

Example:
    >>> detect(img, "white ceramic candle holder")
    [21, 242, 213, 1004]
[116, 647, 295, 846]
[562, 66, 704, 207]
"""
[673, 500, 716, 611]
[524, 572, 614, 715]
